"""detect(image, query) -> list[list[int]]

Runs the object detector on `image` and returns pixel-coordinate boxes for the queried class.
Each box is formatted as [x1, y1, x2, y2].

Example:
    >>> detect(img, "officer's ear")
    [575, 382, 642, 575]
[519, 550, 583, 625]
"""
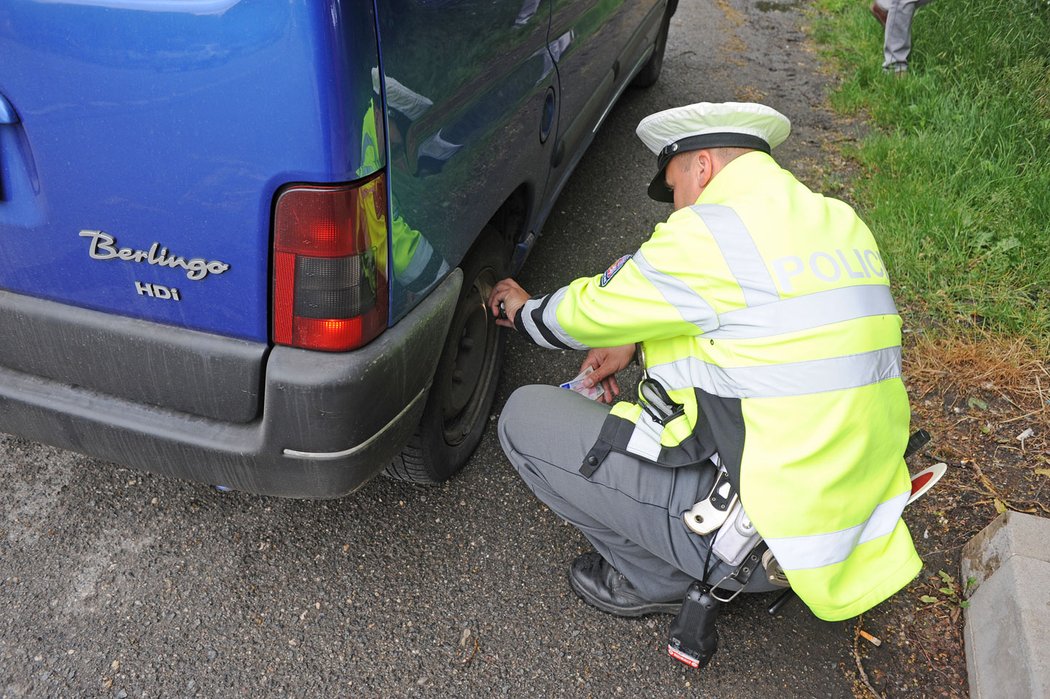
[696, 150, 717, 189]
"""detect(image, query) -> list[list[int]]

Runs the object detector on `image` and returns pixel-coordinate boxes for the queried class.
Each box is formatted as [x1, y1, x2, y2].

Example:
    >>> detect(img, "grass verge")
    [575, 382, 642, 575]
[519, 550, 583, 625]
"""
[809, 0, 1050, 352]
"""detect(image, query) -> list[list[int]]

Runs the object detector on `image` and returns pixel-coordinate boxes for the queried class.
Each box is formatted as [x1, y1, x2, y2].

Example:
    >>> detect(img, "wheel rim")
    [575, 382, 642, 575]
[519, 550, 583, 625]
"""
[440, 267, 500, 446]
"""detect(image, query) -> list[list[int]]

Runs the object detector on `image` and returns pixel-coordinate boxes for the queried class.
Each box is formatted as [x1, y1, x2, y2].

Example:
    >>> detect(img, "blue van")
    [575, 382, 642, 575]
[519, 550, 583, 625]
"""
[0, 0, 676, 497]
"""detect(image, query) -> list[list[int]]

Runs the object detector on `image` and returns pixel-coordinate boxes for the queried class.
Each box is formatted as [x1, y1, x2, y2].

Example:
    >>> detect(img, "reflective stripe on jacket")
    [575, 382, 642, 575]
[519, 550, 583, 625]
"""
[514, 151, 921, 621]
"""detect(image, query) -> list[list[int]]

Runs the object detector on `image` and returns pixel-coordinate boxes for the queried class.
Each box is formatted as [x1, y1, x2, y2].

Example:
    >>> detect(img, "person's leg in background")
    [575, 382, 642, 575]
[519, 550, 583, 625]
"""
[882, 0, 934, 74]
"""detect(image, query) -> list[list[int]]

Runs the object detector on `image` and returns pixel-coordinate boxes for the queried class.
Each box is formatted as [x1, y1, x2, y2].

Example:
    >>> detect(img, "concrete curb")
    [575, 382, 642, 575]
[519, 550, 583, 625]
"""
[961, 511, 1050, 699]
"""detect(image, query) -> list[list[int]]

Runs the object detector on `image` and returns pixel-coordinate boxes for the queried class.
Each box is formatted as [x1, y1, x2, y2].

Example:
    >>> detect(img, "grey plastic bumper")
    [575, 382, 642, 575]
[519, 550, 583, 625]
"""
[0, 269, 462, 498]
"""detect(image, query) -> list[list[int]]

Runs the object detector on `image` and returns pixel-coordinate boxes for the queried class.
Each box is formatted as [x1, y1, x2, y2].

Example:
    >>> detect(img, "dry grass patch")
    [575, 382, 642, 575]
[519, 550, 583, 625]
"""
[903, 331, 1049, 521]
[906, 333, 1049, 436]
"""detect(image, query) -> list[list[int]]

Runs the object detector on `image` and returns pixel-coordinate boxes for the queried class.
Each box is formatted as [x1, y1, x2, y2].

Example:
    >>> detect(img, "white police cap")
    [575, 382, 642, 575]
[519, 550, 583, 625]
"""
[636, 102, 791, 202]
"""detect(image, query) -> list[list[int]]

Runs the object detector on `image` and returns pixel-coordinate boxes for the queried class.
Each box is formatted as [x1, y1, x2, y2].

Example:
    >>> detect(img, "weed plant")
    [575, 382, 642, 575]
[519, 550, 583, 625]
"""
[811, 0, 1050, 350]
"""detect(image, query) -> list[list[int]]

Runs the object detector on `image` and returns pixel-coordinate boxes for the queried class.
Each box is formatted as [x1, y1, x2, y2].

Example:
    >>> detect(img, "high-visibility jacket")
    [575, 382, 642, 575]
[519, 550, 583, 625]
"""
[513, 151, 921, 621]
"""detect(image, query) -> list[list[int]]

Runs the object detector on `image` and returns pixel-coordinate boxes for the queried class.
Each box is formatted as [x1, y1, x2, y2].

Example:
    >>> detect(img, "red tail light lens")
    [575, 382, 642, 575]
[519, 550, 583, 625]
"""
[272, 173, 388, 351]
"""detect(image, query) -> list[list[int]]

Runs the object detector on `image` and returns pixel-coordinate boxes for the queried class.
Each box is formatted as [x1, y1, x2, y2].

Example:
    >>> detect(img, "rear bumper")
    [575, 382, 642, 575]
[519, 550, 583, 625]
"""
[0, 269, 462, 498]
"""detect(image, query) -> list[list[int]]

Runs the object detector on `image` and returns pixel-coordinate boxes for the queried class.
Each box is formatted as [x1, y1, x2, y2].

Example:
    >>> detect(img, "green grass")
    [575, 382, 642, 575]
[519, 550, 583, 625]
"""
[810, 0, 1050, 350]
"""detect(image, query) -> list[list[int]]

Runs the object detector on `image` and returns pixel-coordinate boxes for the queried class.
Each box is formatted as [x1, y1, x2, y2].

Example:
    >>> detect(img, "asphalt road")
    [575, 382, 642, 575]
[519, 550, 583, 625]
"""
[1, 1, 862, 696]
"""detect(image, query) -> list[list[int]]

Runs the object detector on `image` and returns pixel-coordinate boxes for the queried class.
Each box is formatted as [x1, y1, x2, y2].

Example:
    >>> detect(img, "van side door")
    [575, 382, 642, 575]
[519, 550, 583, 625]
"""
[544, 0, 664, 199]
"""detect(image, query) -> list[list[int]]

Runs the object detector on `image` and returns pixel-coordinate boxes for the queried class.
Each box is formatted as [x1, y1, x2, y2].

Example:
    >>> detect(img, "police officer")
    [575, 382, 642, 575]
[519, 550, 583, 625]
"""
[488, 102, 921, 621]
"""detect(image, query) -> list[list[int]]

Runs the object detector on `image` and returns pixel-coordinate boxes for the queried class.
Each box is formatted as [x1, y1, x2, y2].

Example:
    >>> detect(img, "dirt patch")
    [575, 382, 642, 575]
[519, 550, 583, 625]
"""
[848, 332, 1048, 698]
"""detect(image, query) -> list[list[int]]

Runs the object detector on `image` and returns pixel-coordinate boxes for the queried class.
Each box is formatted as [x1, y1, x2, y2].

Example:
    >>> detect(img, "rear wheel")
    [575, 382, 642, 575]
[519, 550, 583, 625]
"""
[385, 232, 508, 483]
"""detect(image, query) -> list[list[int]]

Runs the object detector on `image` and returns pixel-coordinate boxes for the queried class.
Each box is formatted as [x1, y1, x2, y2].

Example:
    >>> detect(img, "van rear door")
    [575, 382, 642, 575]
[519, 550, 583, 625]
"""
[0, 0, 379, 343]
[0, 0, 384, 424]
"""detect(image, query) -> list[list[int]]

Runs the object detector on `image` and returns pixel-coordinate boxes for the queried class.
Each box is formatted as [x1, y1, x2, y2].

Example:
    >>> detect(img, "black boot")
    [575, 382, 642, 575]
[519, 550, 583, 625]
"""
[568, 551, 681, 617]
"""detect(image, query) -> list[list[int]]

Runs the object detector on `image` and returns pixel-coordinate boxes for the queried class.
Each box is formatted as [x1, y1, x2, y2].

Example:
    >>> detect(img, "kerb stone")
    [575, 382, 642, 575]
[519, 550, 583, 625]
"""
[962, 511, 1050, 699]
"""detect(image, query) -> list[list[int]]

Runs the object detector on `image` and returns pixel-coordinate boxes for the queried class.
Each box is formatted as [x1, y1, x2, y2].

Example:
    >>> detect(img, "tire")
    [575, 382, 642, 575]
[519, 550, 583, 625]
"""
[631, 4, 674, 89]
[385, 232, 508, 483]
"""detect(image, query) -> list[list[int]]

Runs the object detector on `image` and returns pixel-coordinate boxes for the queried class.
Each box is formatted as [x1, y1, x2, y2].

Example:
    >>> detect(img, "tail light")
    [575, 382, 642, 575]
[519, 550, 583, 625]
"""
[272, 173, 389, 351]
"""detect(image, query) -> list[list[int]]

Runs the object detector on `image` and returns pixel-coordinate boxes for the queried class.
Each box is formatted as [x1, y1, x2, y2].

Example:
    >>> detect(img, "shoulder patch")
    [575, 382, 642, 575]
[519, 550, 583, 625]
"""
[599, 254, 632, 287]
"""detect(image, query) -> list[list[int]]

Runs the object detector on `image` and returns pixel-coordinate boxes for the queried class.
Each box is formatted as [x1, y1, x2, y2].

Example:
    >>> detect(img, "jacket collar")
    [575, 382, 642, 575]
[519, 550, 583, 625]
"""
[694, 150, 780, 206]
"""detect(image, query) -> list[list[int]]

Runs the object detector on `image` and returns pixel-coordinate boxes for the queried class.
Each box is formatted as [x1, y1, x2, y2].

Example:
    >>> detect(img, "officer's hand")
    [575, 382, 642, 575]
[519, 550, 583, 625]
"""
[488, 278, 529, 328]
[581, 344, 635, 405]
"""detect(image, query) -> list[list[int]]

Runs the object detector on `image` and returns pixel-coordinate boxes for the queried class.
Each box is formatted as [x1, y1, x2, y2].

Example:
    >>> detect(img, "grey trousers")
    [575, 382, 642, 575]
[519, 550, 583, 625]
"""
[498, 384, 779, 603]
[880, 0, 933, 71]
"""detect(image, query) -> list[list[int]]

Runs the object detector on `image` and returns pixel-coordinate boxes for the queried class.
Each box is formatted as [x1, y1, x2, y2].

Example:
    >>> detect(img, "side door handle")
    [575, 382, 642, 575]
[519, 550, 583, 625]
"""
[0, 93, 18, 201]
[0, 94, 16, 125]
